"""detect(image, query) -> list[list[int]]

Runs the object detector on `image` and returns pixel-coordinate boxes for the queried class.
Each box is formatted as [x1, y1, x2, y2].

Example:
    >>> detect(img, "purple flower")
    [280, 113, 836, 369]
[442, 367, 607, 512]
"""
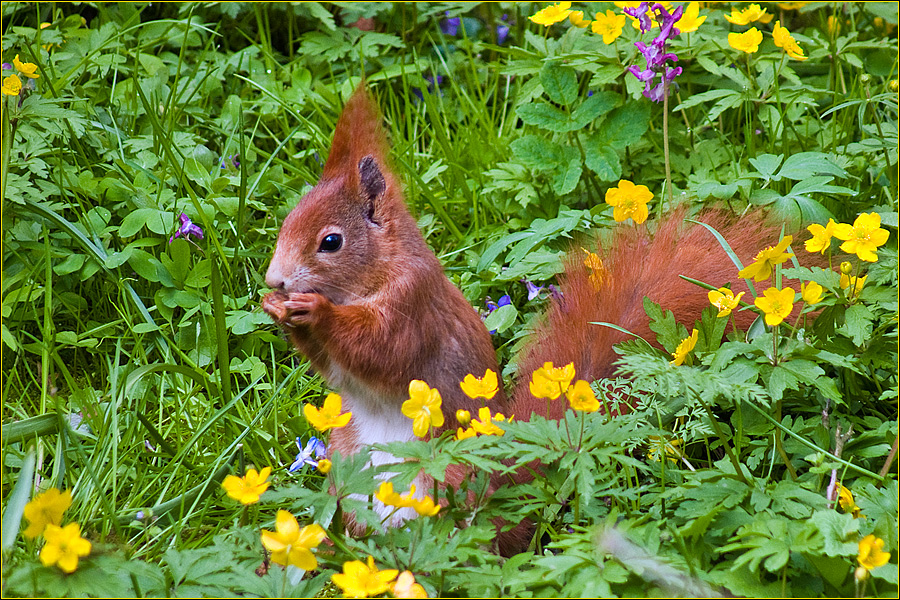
[1, 63, 12, 70]
[497, 14, 510, 44]
[624, 2, 652, 34]
[521, 279, 544, 301]
[220, 154, 240, 169]
[412, 74, 445, 100]
[440, 12, 460, 36]
[289, 436, 327, 472]
[170, 213, 204, 243]
[628, 3, 684, 103]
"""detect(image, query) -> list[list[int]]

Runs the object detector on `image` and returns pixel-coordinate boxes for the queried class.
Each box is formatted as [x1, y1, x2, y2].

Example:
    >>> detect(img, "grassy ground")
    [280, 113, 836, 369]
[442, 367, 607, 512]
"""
[1, 2, 897, 597]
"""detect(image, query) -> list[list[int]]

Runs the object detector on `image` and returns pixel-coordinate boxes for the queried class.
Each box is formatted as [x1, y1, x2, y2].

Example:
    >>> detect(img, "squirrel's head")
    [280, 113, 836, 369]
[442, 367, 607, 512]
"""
[265, 85, 411, 304]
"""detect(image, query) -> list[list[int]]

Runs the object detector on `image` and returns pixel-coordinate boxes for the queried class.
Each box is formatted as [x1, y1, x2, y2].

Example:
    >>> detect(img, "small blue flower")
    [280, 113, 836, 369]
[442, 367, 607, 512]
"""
[440, 12, 461, 36]
[289, 436, 327, 473]
[169, 213, 204, 243]
[521, 279, 544, 301]
[497, 14, 510, 44]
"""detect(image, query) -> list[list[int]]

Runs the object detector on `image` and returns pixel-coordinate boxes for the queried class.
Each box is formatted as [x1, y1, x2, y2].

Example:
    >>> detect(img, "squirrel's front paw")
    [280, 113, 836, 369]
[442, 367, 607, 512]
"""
[283, 292, 329, 326]
[261, 291, 290, 323]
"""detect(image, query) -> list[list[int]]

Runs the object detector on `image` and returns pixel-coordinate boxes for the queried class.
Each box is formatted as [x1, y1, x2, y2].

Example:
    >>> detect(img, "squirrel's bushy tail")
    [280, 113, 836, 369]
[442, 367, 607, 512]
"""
[510, 208, 799, 421]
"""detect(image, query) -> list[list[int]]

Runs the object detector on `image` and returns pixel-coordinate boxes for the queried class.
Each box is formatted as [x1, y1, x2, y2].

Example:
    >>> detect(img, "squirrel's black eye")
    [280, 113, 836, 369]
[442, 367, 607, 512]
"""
[319, 233, 343, 252]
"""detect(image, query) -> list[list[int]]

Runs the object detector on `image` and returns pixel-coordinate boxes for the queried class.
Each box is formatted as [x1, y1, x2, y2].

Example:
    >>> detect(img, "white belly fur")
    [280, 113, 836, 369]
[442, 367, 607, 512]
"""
[326, 364, 427, 526]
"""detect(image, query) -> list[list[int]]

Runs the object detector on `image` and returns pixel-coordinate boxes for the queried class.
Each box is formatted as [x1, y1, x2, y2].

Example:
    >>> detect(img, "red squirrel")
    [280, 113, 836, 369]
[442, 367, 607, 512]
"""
[262, 85, 807, 545]
[262, 85, 507, 527]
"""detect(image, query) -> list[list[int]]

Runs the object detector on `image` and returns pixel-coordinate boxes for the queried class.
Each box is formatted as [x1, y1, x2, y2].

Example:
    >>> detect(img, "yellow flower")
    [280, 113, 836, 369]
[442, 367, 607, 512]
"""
[708, 287, 745, 317]
[410, 495, 441, 517]
[805, 219, 839, 254]
[459, 369, 499, 400]
[777, 3, 807, 10]
[833, 212, 890, 262]
[569, 10, 591, 28]
[402, 380, 444, 437]
[724, 4, 773, 25]
[23, 487, 72, 538]
[839, 273, 867, 300]
[565, 379, 599, 412]
[2, 74, 22, 96]
[857, 534, 890, 572]
[529, 361, 576, 400]
[375, 482, 416, 509]
[800, 281, 824, 305]
[393, 571, 428, 599]
[738, 236, 794, 282]
[12, 54, 40, 79]
[754, 287, 796, 326]
[591, 10, 627, 44]
[221, 467, 271, 504]
[583, 249, 608, 290]
[836, 483, 863, 518]
[605, 179, 653, 224]
[260, 510, 327, 571]
[773, 20, 808, 61]
[317, 459, 332, 474]
[670, 329, 698, 366]
[647, 435, 682, 463]
[304, 393, 352, 432]
[39, 522, 91, 573]
[529, 2, 573, 26]
[455, 409, 471, 426]
[332, 556, 399, 598]
[826, 15, 841, 38]
[456, 426, 477, 440]
[728, 27, 764, 54]
[675, 2, 707, 34]
[470, 406, 508, 436]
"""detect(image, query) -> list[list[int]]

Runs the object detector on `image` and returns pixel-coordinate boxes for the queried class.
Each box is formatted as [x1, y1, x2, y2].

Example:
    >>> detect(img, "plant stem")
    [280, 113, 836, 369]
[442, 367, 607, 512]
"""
[663, 80, 673, 206]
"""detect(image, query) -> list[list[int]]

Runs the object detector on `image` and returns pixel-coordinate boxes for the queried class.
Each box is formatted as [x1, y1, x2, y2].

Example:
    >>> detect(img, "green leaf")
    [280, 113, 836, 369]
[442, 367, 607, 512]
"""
[551, 157, 583, 195]
[584, 135, 621, 181]
[483, 303, 517, 334]
[540, 62, 578, 106]
[597, 102, 650, 149]
[643, 297, 688, 353]
[748, 153, 784, 181]
[840, 303, 875, 346]
[1, 447, 35, 550]
[775, 151, 851, 181]
[570, 90, 618, 128]
[119, 208, 175, 238]
[810, 510, 860, 557]
[516, 101, 572, 132]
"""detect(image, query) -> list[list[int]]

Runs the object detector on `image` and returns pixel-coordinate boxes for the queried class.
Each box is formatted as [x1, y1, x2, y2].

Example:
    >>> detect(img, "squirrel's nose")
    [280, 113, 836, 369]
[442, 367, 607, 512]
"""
[265, 265, 284, 290]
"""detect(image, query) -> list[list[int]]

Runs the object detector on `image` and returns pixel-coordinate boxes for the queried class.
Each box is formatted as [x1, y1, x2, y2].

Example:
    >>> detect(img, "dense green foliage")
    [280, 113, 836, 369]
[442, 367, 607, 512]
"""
[2, 2, 897, 597]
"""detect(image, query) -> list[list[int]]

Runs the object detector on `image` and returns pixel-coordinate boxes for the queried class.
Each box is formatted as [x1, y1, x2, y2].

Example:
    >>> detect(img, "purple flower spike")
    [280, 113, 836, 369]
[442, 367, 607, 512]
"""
[170, 213, 204, 243]
[627, 2, 683, 103]
[440, 12, 460, 36]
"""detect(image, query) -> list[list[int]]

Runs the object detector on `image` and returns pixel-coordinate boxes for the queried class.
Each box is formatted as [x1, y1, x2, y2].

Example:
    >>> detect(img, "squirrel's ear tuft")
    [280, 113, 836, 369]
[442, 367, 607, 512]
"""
[322, 84, 390, 181]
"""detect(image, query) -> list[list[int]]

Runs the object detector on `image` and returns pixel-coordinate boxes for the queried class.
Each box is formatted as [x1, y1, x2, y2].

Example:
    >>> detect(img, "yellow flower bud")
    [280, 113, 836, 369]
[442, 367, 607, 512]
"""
[891, 80, 899, 92]
[840, 261, 853, 275]
[456, 409, 471, 426]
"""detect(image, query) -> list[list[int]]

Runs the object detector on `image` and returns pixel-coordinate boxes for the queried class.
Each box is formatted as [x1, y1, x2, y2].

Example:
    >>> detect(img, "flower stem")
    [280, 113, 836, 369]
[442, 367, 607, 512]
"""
[663, 80, 674, 206]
